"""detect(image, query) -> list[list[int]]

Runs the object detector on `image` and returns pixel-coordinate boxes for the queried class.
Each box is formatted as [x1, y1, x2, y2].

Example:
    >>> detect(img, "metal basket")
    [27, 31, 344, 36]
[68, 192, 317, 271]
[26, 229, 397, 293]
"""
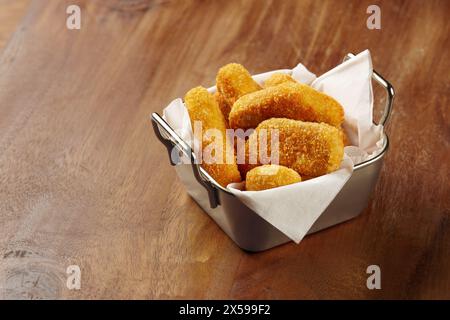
[151, 53, 395, 252]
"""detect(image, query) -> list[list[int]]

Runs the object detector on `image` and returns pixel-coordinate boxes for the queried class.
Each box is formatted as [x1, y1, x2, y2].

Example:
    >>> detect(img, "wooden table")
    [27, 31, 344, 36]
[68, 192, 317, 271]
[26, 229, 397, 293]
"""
[0, 0, 449, 299]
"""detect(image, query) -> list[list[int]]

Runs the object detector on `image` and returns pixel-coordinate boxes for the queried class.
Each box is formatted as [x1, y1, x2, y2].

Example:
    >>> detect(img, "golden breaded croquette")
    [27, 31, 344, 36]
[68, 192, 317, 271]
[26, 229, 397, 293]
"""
[214, 91, 232, 124]
[238, 118, 344, 178]
[229, 82, 344, 129]
[341, 128, 351, 146]
[245, 165, 301, 191]
[184, 87, 241, 187]
[216, 63, 261, 106]
[264, 73, 297, 87]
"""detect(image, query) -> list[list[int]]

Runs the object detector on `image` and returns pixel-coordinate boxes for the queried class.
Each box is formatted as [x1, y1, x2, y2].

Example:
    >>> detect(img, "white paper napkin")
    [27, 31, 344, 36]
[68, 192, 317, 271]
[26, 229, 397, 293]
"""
[228, 155, 353, 242]
[162, 50, 383, 243]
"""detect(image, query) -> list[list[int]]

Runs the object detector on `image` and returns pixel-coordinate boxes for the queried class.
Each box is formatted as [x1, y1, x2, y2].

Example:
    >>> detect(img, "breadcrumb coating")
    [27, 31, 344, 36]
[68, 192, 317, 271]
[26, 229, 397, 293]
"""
[214, 91, 232, 124]
[341, 127, 351, 146]
[264, 73, 297, 87]
[184, 86, 242, 187]
[216, 63, 261, 106]
[229, 82, 344, 129]
[245, 165, 301, 191]
[238, 118, 344, 178]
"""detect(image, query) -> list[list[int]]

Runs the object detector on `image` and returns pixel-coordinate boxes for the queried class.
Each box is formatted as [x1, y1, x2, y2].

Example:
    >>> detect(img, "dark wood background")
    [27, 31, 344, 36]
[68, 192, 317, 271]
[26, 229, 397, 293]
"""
[0, 0, 448, 299]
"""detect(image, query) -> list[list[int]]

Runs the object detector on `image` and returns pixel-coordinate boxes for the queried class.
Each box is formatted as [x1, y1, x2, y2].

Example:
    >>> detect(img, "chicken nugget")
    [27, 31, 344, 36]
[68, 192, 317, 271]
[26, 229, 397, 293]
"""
[245, 165, 301, 191]
[238, 118, 344, 178]
[229, 82, 344, 129]
[214, 91, 232, 124]
[264, 73, 297, 87]
[216, 63, 261, 106]
[184, 86, 241, 187]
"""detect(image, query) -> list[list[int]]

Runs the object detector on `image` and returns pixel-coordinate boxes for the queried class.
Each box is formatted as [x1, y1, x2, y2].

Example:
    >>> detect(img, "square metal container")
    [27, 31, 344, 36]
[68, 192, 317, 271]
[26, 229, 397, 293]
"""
[151, 54, 395, 252]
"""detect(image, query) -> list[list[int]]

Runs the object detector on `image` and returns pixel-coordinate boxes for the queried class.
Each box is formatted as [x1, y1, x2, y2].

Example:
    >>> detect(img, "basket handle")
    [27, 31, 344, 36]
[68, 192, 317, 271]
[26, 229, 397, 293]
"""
[151, 113, 220, 208]
[344, 53, 395, 126]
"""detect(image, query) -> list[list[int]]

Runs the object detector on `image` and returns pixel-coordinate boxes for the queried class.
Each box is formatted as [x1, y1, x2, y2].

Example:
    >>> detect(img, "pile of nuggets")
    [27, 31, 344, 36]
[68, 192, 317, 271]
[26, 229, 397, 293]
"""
[184, 63, 345, 191]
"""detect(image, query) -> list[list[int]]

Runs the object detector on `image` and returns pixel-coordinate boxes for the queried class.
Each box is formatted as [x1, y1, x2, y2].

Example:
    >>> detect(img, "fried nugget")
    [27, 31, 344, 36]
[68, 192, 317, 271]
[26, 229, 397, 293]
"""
[245, 165, 301, 191]
[184, 87, 241, 187]
[229, 82, 344, 129]
[216, 63, 261, 106]
[214, 91, 232, 124]
[264, 73, 297, 87]
[238, 118, 344, 178]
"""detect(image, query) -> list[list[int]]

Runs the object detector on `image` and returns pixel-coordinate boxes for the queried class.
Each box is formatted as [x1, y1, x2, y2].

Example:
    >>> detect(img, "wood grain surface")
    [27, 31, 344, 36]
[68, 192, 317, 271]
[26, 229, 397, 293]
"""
[0, 0, 30, 51]
[0, 0, 449, 299]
